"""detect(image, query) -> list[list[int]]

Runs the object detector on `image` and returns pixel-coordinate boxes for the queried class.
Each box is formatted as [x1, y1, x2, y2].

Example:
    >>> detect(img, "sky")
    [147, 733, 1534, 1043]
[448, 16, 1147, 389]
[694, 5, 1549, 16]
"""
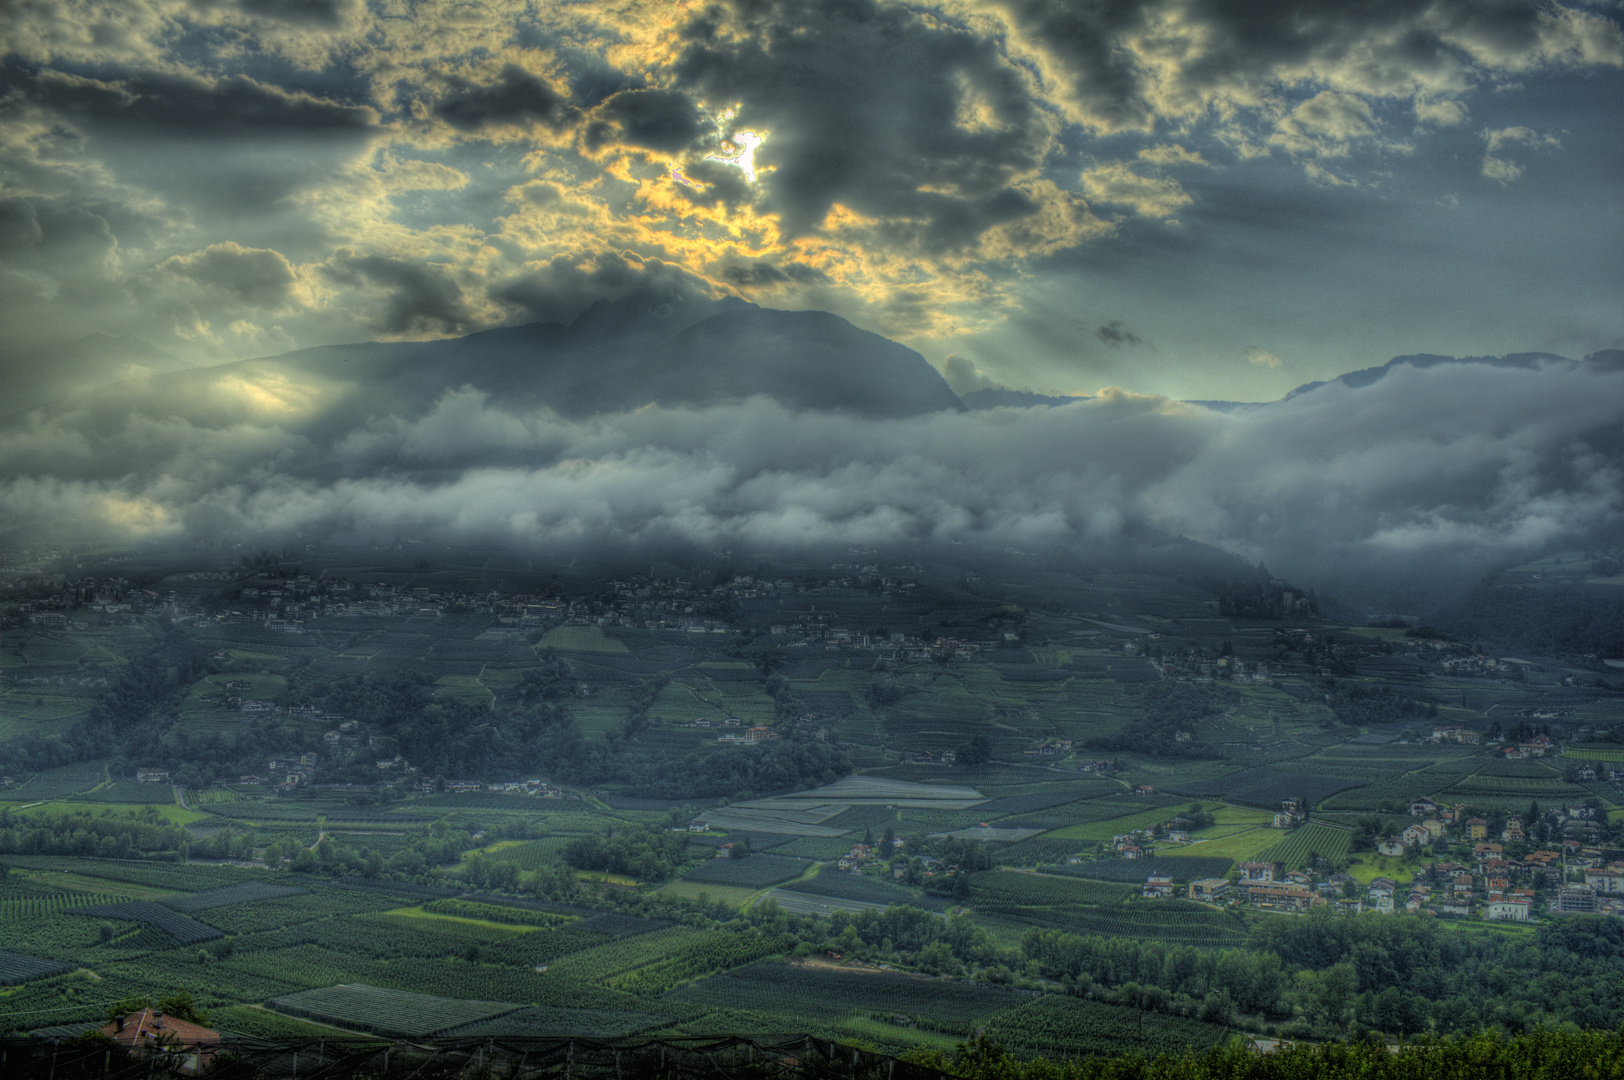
[2, 1, 1622, 609]
[2, 0, 1621, 401]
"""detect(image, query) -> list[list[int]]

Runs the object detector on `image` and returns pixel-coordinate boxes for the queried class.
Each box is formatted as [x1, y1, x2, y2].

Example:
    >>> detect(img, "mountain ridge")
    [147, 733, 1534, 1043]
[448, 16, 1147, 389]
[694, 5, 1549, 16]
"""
[964, 350, 1622, 411]
[8, 300, 1617, 423]
[5, 295, 965, 422]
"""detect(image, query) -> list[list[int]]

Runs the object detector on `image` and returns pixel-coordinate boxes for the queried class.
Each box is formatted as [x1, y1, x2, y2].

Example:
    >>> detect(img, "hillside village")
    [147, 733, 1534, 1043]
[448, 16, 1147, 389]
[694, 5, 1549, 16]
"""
[1126, 794, 1624, 923]
[18, 558, 1600, 687]
[7, 548, 1620, 803]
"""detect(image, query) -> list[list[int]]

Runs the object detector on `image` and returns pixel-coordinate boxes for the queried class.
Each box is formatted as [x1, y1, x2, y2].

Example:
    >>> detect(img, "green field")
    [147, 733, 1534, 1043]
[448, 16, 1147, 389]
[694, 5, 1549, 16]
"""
[1047, 805, 1189, 845]
[268, 984, 519, 1038]
[1257, 822, 1352, 870]
[540, 625, 629, 653]
[1346, 853, 1417, 884]
[1208, 805, 1275, 826]
[1160, 826, 1279, 862]
[433, 675, 496, 706]
[373, 906, 547, 936]
[0, 692, 93, 737]
[3, 800, 207, 825]
[1565, 747, 1624, 761]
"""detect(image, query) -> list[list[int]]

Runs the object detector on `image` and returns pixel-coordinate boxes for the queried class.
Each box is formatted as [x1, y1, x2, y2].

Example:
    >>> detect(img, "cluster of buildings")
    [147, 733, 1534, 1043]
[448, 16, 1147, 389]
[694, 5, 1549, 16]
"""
[233, 752, 322, 790]
[8, 559, 1047, 681]
[1278, 799, 1311, 827]
[760, 619, 991, 660]
[18, 575, 140, 616]
[715, 724, 781, 745]
[1422, 727, 1614, 771]
[588, 567, 925, 640]
[0, 545, 72, 580]
[1148, 646, 1273, 684]
[677, 717, 783, 745]
[1497, 733, 1558, 759]
[1439, 654, 1517, 676]
[834, 836, 908, 873]
[234, 752, 580, 800]
[58, 564, 966, 650]
[428, 777, 577, 798]
[1108, 805, 1218, 858]
[1143, 798, 1624, 922]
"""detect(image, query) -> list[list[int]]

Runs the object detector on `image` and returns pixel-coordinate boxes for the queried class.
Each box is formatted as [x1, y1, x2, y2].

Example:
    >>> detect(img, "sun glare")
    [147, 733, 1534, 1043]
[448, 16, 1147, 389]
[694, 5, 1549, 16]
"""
[213, 371, 318, 414]
[100, 495, 172, 533]
[706, 130, 764, 181]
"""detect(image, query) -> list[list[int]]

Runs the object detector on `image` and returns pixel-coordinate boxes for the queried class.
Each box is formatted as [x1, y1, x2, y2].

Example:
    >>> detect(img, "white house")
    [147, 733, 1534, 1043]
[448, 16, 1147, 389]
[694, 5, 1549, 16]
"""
[1142, 875, 1176, 898]
[1486, 899, 1531, 921]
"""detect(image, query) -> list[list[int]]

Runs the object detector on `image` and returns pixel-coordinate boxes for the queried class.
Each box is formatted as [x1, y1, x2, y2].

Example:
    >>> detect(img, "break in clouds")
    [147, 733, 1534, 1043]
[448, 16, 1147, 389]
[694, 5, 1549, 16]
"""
[2, 352, 1619, 605]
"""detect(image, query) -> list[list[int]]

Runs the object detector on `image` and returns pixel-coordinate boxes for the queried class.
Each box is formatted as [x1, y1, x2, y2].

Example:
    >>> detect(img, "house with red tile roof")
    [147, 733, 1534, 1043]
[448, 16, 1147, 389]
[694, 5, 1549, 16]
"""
[100, 1009, 220, 1076]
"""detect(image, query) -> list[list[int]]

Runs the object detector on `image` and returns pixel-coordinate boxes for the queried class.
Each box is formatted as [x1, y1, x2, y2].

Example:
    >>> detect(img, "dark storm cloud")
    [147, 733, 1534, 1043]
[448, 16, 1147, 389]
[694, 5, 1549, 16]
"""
[670, 0, 1056, 247]
[666, 158, 757, 209]
[0, 197, 118, 274]
[1095, 321, 1143, 348]
[586, 89, 709, 152]
[489, 253, 718, 325]
[987, 0, 1153, 130]
[163, 243, 300, 307]
[720, 262, 831, 288]
[1172, 0, 1553, 72]
[995, 0, 1617, 128]
[433, 63, 576, 133]
[236, 0, 354, 27]
[324, 254, 472, 335]
[1164, 0, 1478, 88]
[6, 67, 377, 136]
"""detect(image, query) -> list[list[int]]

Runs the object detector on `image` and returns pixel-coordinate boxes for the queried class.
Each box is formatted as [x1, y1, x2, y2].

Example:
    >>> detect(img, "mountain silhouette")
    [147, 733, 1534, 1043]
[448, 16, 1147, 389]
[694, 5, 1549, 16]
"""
[209, 295, 964, 420]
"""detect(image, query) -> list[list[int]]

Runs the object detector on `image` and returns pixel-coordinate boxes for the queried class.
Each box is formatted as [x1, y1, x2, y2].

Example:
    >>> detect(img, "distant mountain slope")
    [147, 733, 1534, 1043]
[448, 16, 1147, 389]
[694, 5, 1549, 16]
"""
[656, 306, 965, 417]
[5, 333, 190, 413]
[18, 295, 965, 423]
[1434, 552, 1624, 659]
[963, 350, 1619, 411]
[1282, 350, 1603, 402]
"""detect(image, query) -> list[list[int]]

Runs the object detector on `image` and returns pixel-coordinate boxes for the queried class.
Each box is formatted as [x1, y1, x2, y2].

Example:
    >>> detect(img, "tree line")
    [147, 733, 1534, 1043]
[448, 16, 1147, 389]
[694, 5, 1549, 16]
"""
[897, 1026, 1624, 1080]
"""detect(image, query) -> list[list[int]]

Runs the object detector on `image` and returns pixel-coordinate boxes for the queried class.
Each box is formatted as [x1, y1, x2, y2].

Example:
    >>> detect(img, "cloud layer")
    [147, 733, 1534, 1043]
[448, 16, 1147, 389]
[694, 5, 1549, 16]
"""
[4, 351, 1618, 607]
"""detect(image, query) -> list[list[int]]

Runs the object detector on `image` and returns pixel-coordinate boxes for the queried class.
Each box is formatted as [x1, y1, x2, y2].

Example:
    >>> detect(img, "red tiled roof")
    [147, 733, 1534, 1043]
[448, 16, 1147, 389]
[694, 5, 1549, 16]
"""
[101, 1010, 220, 1052]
